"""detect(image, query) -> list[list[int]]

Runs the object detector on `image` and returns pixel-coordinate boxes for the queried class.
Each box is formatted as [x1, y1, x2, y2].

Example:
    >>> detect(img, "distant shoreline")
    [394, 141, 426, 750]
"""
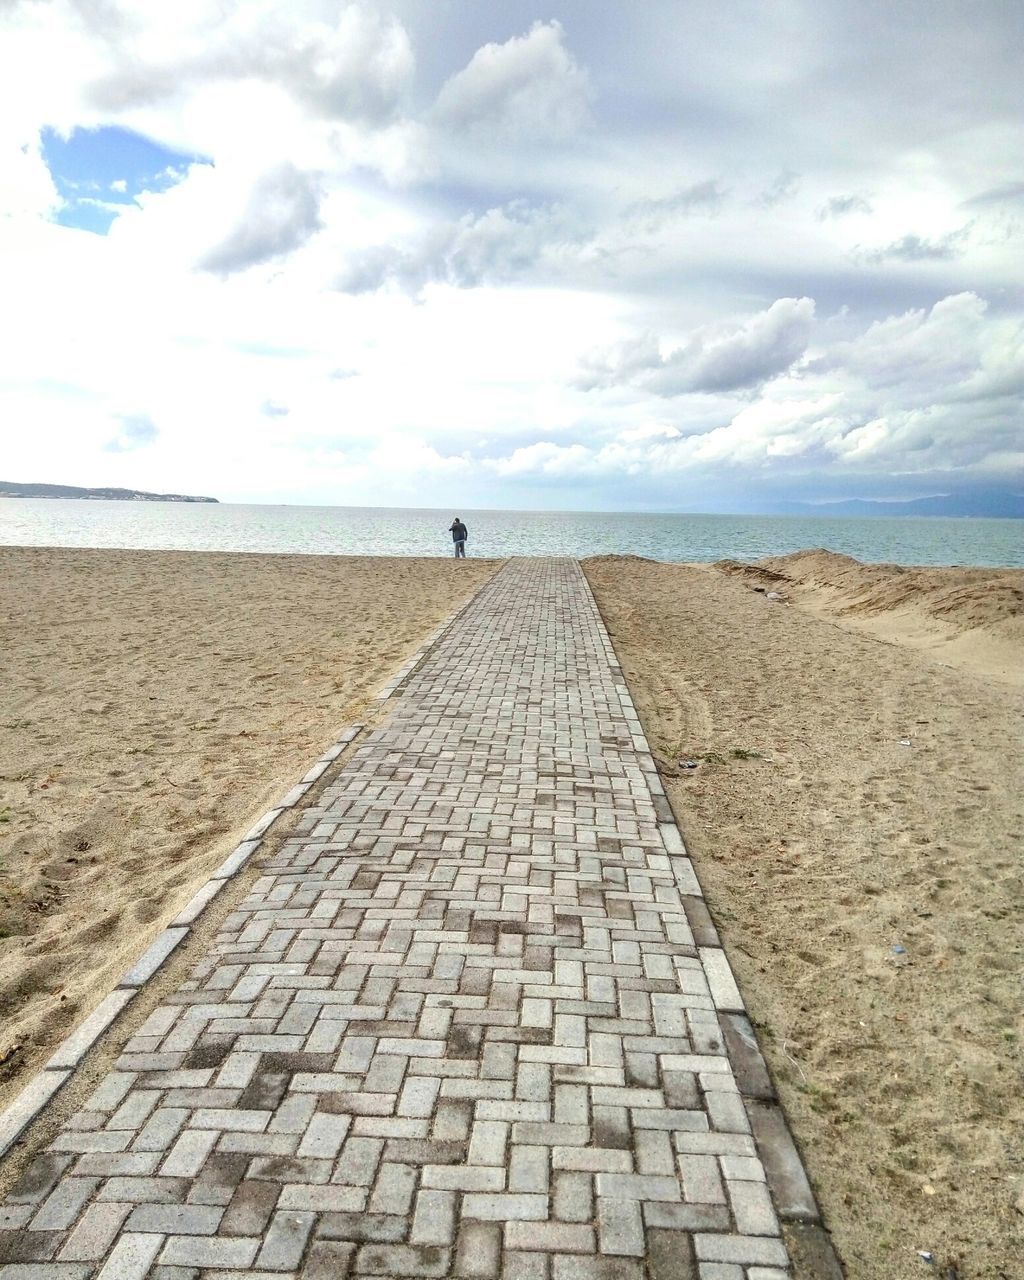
[0, 482, 218, 503]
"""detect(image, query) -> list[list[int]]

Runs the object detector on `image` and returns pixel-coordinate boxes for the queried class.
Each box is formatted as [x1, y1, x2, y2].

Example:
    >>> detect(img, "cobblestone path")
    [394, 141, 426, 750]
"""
[0, 559, 792, 1279]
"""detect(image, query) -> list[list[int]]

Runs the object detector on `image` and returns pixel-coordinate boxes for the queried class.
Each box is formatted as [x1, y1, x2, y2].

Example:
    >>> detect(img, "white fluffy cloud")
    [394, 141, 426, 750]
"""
[433, 20, 589, 139]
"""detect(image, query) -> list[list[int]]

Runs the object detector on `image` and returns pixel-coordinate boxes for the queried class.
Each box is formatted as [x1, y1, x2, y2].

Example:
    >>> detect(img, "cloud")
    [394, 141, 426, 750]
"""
[858, 228, 970, 264]
[817, 193, 872, 219]
[2, 3, 1023, 511]
[627, 180, 727, 228]
[961, 181, 1024, 208]
[198, 163, 323, 275]
[759, 169, 800, 207]
[433, 20, 589, 139]
[105, 412, 157, 452]
[335, 200, 588, 294]
[579, 298, 816, 396]
[85, 3, 414, 124]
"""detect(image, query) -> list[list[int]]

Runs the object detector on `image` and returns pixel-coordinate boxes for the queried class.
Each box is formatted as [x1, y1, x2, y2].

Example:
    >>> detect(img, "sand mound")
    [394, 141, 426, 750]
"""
[716, 548, 1023, 684]
[581, 553, 657, 565]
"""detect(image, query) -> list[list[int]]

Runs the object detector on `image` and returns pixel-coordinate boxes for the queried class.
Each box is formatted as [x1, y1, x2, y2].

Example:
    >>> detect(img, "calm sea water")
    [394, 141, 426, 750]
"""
[1, 498, 1022, 566]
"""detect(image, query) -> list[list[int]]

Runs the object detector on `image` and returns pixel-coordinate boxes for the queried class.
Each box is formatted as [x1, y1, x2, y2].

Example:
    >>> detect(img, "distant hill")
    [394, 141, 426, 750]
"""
[0, 481, 218, 503]
[780, 492, 1024, 519]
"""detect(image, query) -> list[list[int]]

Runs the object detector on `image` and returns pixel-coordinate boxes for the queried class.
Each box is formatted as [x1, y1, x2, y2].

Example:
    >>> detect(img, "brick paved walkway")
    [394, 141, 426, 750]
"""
[0, 559, 792, 1279]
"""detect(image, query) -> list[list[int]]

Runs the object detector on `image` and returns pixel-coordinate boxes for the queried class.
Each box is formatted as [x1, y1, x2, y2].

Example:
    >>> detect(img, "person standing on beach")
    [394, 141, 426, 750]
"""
[449, 517, 468, 558]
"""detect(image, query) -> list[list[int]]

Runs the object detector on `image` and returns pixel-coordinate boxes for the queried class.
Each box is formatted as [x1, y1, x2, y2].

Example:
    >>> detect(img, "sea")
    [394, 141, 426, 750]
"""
[1, 498, 1022, 567]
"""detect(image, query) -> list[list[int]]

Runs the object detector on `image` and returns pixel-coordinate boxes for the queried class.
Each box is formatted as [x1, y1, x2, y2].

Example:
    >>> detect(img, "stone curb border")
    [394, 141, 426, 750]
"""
[0, 565, 503, 1163]
[576, 563, 846, 1278]
[0, 723, 363, 1162]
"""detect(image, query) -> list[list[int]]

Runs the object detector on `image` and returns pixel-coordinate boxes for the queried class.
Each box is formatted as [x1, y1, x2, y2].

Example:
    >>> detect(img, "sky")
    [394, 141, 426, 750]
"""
[1, 1, 1023, 512]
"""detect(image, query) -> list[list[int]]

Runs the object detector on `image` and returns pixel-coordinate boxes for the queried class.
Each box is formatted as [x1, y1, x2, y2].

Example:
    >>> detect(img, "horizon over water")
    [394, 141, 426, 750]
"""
[1, 498, 1022, 567]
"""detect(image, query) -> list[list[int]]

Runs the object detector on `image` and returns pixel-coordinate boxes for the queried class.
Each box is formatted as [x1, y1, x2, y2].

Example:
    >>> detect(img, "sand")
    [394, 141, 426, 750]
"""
[716, 549, 1023, 686]
[584, 552, 1023, 1280]
[0, 547, 499, 1110]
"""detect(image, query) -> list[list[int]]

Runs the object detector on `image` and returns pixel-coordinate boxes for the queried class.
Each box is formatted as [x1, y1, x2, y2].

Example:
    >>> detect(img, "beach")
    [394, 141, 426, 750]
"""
[0, 544, 1021, 1278]
[585, 551, 1023, 1279]
[0, 547, 499, 1112]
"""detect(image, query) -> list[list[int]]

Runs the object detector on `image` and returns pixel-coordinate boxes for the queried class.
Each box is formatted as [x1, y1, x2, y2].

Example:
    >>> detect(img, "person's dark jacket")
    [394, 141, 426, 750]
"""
[450, 521, 468, 541]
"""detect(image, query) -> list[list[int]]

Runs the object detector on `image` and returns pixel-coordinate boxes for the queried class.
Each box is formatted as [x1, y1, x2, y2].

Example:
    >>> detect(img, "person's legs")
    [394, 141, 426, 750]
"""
[455, 539, 466, 558]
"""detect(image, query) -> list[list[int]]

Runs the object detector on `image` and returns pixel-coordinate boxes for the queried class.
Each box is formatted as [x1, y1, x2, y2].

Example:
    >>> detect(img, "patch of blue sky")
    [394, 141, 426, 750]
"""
[41, 125, 210, 234]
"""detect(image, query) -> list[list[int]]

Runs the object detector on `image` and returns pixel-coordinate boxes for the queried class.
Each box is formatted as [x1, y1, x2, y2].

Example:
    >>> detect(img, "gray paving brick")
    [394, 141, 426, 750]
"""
[353, 1242, 451, 1276]
[220, 1179, 280, 1236]
[596, 1197, 645, 1256]
[454, 1221, 501, 1278]
[254, 1209, 314, 1269]
[302, 1239, 356, 1278]
[296, 1112, 350, 1159]
[693, 1233, 789, 1266]
[56, 1201, 130, 1263]
[410, 1189, 456, 1245]
[159, 1129, 218, 1178]
[28, 1178, 98, 1231]
[158, 1234, 260, 1267]
[96, 1232, 165, 1280]
[124, 1203, 223, 1234]
[726, 1178, 780, 1236]
[505, 1222, 595, 1253]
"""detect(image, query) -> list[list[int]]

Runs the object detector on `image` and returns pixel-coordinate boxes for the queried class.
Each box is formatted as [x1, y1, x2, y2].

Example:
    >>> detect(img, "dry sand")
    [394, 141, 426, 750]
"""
[585, 552, 1023, 1280]
[718, 549, 1023, 685]
[0, 547, 498, 1110]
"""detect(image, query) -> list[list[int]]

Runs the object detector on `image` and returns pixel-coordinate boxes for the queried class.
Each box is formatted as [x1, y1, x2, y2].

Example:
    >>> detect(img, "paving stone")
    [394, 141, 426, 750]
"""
[596, 1197, 644, 1256]
[552, 1258, 641, 1280]
[158, 1234, 260, 1267]
[410, 1189, 456, 1244]
[301, 1239, 356, 1277]
[220, 1179, 281, 1237]
[0, 559, 797, 1278]
[693, 1233, 790, 1266]
[96, 1232, 166, 1280]
[25, 1176, 97, 1232]
[318, 1212, 406, 1243]
[124, 1203, 223, 1235]
[255, 1209, 314, 1269]
[453, 1222, 501, 1278]
[353, 1242, 450, 1276]
[0, 1229, 63, 1264]
[505, 1222, 595, 1253]
[647, 1227, 698, 1279]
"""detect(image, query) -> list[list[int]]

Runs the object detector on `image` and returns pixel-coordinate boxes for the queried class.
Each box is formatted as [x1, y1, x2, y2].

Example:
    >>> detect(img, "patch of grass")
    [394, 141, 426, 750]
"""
[0, 808, 11, 823]
[730, 747, 763, 760]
